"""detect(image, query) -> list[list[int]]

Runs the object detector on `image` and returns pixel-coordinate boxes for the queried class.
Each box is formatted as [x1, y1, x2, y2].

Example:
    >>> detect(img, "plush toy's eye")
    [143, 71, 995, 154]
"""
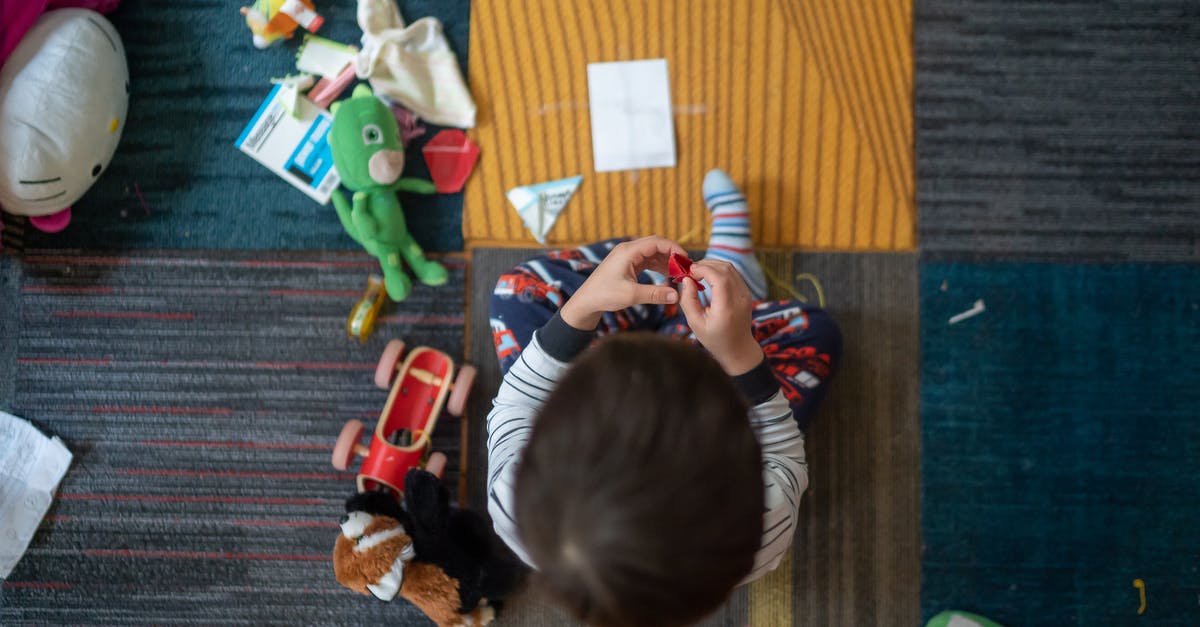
[92, 164, 102, 177]
[362, 124, 383, 145]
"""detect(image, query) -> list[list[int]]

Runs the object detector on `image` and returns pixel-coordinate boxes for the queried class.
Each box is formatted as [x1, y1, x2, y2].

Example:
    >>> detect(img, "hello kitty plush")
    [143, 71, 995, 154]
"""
[0, 3, 128, 232]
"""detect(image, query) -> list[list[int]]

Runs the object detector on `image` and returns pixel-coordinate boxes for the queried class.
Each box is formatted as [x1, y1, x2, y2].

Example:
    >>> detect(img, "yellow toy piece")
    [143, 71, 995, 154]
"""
[347, 275, 387, 343]
[240, 0, 324, 49]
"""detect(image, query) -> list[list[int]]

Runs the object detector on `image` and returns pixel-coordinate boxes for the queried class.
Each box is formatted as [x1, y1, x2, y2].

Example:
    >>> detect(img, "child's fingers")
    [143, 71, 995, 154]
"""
[689, 261, 739, 309]
[631, 283, 679, 306]
[677, 278, 706, 328]
[621, 236, 687, 274]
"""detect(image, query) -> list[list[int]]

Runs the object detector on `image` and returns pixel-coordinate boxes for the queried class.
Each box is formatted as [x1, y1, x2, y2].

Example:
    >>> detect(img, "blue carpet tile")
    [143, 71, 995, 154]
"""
[921, 263, 1200, 625]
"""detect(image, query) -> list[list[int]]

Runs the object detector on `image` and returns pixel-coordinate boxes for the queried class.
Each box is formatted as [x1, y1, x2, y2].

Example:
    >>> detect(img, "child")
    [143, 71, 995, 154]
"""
[486, 170, 842, 627]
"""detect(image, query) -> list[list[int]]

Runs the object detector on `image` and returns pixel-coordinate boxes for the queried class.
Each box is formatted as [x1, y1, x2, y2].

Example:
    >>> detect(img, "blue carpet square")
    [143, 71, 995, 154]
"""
[921, 263, 1200, 625]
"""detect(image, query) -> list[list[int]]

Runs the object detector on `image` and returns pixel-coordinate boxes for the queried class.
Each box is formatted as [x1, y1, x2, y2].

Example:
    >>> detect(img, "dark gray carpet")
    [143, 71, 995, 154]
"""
[916, 0, 1200, 261]
[467, 248, 920, 626]
[1, 250, 466, 625]
[0, 255, 18, 411]
[785, 253, 921, 627]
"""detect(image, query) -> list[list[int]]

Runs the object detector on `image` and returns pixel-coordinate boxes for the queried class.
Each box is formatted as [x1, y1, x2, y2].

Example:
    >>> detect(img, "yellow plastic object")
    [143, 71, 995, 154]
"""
[347, 275, 387, 343]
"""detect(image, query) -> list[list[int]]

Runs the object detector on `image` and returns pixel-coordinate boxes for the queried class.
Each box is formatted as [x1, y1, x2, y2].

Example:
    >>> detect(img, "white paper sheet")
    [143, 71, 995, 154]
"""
[0, 411, 72, 578]
[586, 59, 677, 172]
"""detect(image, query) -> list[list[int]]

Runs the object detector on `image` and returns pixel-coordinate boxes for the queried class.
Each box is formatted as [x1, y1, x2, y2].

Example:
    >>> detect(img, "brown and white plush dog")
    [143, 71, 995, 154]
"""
[332, 470, 524, 627]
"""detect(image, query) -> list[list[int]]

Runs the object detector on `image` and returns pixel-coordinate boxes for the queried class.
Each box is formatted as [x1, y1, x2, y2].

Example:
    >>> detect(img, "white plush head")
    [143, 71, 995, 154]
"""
[0, 9, 129, 232]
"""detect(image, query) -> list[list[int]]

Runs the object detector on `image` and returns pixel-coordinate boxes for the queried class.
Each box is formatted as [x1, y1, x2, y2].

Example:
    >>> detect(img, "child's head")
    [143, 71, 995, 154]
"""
[515, 333, 765, 627]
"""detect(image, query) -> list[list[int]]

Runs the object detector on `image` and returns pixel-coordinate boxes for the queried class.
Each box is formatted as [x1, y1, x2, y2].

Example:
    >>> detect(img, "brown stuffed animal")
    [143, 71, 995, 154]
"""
[333, 470, 524, 627]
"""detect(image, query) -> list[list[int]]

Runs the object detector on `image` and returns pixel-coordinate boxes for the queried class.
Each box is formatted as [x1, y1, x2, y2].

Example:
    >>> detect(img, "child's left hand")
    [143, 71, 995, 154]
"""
[678, 259, 764, 375]
[560, 236, 685, 330]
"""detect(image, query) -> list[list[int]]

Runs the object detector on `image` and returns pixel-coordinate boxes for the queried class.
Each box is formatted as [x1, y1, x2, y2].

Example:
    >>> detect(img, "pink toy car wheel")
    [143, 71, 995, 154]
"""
[332, 419, 365, 471]
[374, 339, 406, 390]
[446, 364, 476, 416]
[424, 451, 448, 479]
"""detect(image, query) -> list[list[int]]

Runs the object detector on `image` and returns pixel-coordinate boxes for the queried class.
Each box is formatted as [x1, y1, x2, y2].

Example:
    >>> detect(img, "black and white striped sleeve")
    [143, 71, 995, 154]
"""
[742, 389, 808, 582]
[486, 316, 589, 566]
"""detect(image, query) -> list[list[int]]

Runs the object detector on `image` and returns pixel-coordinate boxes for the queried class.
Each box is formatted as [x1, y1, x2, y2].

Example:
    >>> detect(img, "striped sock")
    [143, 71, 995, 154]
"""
[702, 169, 767, 299]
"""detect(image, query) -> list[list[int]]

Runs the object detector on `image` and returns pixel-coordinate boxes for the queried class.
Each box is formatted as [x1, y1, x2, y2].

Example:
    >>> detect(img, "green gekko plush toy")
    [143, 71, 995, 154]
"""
[328, 84, 447, 301]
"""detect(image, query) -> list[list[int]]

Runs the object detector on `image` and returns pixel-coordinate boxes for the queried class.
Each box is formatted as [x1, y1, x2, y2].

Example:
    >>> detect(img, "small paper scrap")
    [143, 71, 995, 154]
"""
[296, 34, 357, 78]
[948, 299, 986, 325]
[506, 176, 583, 244]
[0, 411, 72, 578]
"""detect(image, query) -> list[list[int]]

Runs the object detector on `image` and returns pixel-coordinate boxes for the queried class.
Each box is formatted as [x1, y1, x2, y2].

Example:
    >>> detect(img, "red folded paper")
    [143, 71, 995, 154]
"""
[668, 253, 705, 291]
[422, 130, 480, 194]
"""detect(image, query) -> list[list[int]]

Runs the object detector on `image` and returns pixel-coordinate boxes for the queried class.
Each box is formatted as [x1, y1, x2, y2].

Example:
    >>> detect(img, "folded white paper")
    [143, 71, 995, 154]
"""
[507, 176, 583, 243]
[587, 59, 677, 172]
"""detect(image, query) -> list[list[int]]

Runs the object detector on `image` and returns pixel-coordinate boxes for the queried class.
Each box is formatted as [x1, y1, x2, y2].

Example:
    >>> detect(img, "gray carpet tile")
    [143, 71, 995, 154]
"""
[786, 253, 921, 627]
[917, 0, 1200, 261]
[1, 214, 24, 254]
[467, 247, 921, 626]
[2, 249, 466, 625]
[0, 255, 18, 410]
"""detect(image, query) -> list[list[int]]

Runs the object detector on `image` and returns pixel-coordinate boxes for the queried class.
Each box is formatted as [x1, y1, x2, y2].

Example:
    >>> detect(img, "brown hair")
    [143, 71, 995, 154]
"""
[515, 333, 764, 627]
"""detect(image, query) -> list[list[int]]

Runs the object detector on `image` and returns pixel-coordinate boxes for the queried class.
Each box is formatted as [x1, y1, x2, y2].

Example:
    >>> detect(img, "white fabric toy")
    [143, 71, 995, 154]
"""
[355, 0, 475, 129]
[0, 9, 128, 232]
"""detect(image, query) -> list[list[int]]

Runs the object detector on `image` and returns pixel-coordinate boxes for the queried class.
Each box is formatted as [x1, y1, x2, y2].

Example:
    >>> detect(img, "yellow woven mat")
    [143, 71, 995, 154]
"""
[464, 0, 913, 251]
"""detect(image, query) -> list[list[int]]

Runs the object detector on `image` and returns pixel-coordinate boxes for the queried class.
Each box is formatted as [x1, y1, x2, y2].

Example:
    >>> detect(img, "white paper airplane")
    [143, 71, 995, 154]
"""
[506, 175, 583, 244]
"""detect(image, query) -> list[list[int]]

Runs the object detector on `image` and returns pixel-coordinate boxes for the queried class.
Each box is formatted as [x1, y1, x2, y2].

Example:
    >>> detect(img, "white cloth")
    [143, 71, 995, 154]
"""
[355, 0, 476, 128]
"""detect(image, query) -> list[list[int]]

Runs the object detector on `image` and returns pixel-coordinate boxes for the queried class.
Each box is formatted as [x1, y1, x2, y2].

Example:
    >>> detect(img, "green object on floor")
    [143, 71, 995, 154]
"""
[328, 84, 448, 301]
[926, 610, 1005, 627]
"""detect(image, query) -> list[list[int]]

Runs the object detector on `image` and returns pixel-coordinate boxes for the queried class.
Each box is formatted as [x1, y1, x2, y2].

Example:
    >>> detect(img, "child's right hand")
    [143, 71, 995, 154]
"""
[560, 236, 685, 331]
[678, 260, 765, 375]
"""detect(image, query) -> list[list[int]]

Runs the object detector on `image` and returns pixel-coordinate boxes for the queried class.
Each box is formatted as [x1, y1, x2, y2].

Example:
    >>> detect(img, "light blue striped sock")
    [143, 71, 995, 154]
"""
[701, 169, 767, 300]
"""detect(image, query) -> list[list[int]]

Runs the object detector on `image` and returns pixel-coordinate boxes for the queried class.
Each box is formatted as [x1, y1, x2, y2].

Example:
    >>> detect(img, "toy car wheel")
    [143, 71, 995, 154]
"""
[446, 364, 476, 416]
[424, 451, 448, 479]
[374, 340, 406, 390]
[332, 419, 365, 471]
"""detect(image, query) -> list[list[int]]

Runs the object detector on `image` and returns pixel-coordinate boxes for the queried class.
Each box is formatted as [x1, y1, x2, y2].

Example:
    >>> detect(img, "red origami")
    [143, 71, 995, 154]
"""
[668, 253, 705, 291]
[422, 129, 480, 194]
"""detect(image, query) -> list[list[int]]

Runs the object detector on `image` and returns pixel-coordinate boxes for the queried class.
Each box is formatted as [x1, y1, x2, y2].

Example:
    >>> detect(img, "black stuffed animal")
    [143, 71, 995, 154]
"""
[333, 469, 525, 626]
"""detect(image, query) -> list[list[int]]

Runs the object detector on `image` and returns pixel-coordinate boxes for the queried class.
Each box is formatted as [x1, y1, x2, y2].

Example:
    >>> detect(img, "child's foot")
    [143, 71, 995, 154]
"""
[702, 169, 768, 299]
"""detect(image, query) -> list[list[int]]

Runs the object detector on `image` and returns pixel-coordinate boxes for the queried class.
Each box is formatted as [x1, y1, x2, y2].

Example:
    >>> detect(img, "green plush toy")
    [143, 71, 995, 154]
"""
[328, 84, 447, 301]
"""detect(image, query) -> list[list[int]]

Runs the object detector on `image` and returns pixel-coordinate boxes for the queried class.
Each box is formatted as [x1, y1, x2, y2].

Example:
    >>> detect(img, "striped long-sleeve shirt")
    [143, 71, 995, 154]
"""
[485, 314, 809, 582]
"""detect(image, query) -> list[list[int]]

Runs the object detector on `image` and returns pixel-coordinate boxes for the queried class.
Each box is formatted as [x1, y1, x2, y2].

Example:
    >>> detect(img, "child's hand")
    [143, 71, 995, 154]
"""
[678, 260, 764, 375]
[560, 236, 685, 330]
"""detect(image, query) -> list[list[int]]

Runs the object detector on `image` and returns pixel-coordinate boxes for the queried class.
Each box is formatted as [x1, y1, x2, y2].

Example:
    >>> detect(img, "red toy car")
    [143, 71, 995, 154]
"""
[332, 340, 475, 496]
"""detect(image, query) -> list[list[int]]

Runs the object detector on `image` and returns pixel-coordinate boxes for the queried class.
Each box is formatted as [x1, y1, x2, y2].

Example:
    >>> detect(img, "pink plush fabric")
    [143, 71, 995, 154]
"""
[0, 0, 119, 63]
